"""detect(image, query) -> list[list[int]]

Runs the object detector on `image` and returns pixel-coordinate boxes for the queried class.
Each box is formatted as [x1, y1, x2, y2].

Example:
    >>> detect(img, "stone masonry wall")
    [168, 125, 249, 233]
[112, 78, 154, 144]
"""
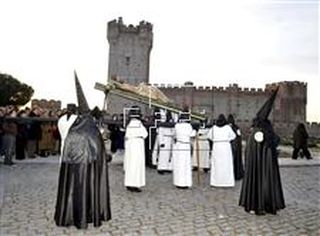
[156, 83, 270, 122]
[155, 81, 319, 138]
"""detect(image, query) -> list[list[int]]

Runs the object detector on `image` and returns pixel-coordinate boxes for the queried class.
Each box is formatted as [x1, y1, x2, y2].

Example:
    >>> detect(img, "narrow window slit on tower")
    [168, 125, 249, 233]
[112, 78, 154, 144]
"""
[125, 56, 130, 65]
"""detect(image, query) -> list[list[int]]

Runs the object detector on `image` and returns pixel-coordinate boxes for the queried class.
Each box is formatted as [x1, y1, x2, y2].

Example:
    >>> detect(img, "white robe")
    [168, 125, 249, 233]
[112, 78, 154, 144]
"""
[192, 128, 211, 169]
[156, 127, 174, 171]
[172, 122, 196, 187]
[208, 125, 236, 187]
[124, 118, 148, 188]
[57, 114, 77, 162]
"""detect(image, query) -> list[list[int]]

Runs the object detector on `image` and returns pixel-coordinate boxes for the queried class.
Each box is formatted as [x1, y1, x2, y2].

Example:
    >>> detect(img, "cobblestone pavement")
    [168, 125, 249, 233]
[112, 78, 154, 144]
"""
[0, 156, 319, 236]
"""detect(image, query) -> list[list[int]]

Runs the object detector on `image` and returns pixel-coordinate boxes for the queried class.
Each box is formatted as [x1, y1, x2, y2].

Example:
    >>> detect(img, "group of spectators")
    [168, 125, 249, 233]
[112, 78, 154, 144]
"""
[0, 105, 64, 165]
[0, 102, 313, 166]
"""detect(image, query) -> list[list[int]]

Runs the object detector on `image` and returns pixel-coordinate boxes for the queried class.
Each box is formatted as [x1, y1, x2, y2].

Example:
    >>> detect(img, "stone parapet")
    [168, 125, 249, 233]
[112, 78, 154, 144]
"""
[108, 17, 152, 35]
[155, 82, 272, 96]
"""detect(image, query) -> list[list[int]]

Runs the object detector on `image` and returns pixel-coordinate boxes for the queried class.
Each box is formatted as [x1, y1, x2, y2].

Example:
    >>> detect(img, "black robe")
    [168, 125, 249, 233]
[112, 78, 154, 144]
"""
[54, 114, 111, 229]
[16, 121, 28, 160]
[239, 125, 285, 215]
[293, 125, 309, 149]
[109, 123, 125, 154]
[230, 124, 244, 180]
[108, 123, 119, 154]
[144, 123, 158, 168]
[292, 124, 311, 159]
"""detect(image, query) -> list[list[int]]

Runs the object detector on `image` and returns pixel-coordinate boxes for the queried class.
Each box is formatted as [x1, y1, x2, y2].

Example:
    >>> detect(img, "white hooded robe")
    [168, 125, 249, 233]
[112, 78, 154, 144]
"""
[154, 126, 174, 171]
[172, 122, 195, 187]
[124, 118, 148, 188]
[192, 127, 211, 169]
[208, 125, 236, 187]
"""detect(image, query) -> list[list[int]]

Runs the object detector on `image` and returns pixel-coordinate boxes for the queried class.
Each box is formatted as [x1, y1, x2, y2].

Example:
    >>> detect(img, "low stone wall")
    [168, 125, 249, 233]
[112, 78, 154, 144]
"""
[236, 121, 320, 140]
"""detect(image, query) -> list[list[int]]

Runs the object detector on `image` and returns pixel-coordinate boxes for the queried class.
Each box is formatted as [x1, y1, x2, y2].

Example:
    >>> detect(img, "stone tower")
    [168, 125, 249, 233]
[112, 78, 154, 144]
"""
[271, 81, 307, 123]
[105, 17, 153, 114]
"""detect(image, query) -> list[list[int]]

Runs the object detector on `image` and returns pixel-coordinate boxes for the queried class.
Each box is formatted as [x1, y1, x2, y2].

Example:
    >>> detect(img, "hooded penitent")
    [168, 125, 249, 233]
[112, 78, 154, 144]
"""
[128, 105, 142, 120]
[178, 107, 190, 122]
[256, 86, 279, 121]
[74, 71, 90, 114]
[253, 86, 280, 148]
[215, 114, 227, 127]
[54, 71, 111, 229]
[239, 86, 285, 215]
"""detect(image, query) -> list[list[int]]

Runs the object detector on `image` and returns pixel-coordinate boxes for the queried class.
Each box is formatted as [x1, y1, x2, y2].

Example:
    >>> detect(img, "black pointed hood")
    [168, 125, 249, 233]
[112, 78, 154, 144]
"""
[256, 86, 279, 120]
[74, 71, 90, 114]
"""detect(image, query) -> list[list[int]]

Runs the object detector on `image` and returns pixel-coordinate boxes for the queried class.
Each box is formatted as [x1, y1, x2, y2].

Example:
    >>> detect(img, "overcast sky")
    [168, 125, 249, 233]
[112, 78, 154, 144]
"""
[0, 0, 319, 121]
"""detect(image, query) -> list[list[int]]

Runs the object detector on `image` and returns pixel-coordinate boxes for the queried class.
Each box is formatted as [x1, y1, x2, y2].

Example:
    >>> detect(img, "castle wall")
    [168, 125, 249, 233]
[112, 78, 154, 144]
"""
[156, 81, 318, 138]
[158, 83, 271, 122]
[307, 122, 320, 138]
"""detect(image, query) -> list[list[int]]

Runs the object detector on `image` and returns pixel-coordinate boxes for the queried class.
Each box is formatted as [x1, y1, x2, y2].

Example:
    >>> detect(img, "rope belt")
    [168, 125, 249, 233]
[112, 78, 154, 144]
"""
[131, 136, 144, 139]
[177, 140, 190, 144]
[198, 138, 208, 141]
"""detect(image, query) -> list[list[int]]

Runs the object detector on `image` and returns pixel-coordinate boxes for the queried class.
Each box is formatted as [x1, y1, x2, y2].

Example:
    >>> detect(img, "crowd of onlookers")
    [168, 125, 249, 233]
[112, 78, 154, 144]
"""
[0, 105, 65, 165]
[0, 105, 65, 119]
[1, 103, 314, 166]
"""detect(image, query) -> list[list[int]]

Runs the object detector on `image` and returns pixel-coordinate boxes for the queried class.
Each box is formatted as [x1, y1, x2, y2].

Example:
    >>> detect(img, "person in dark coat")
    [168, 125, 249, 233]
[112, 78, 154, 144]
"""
[117, 114, 125, 151]
[145, 108, 161, 168]
[54, 72, 111, 229]
[2, 117, 17, 165]
[108, 114, 119, 154]
[15, 120, 28, 160]
[0, 117, 4, 156]
[239, 87, 285, 215]
[27, 110, 42, 158]
[227, 114, 244, 180]
[292, 123, 312, 160]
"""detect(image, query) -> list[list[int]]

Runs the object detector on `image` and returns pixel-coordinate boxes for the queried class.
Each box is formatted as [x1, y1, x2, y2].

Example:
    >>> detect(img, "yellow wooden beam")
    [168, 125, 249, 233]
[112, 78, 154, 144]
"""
[94, 82, 206, 121]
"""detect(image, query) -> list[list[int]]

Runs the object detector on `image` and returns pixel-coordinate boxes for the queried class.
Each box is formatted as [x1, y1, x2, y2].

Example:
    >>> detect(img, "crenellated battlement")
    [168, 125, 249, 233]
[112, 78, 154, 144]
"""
[153, 82, 275, 95]
[107, 17, 153, 39]
[153, 81, 309, 99]
[266, 80, 307, 88]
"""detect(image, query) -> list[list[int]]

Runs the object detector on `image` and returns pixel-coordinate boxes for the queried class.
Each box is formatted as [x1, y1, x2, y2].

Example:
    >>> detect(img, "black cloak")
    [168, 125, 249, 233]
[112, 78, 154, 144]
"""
[230, 124, 244, 180]
[144, 108, 161, 168]
[293, 123, 309, 149]
[292, 123, 312, 159]
[109, 123, 119, 154]
[228, 115, 244, 180]
[239, 87, 285, 215]
[54, 72, 111, 229]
